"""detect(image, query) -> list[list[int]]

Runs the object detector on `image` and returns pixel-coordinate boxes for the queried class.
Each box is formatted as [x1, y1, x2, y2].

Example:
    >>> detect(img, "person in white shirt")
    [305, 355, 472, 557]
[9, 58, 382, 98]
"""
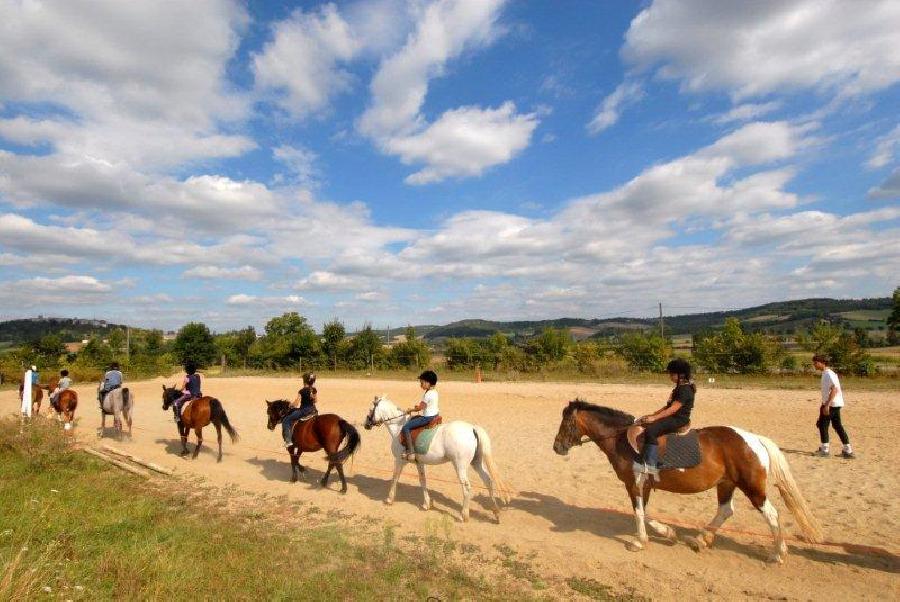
[813, 354, 854, 459]
[401, 370, 440, 462]
[49, 369, 72, 410]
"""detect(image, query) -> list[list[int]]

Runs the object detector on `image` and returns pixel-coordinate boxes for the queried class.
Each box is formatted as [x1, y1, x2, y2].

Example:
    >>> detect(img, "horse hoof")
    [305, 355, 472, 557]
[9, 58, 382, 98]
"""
[627, 540, 644, 553]
[688, 536, 706, 553]
[340, 488, 348, 495]
[768, 554, 785, 564]
[384, 499, 393, 506]
[421, 504, 431, 512]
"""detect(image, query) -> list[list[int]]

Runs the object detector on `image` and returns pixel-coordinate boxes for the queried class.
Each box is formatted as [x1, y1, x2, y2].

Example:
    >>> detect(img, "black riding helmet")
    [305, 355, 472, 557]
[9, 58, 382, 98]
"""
[666, 358, 692, 380]
[418, 370, 438, 386]
[302, 372, 316, 386]
[184, 361, 198, 375]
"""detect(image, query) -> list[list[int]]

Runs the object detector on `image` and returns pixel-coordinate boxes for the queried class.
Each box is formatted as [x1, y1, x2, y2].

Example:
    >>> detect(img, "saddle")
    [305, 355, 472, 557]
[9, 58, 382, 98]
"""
[399, 416, 443, 449]
[100, 387, 129, 415]
[627, 422, 701, 470]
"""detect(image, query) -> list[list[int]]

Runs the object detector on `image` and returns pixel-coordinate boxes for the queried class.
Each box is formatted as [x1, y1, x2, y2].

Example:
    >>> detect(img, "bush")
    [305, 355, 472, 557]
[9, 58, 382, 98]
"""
[799, 320, 873, 376]
[173, 322, 217, 367]
[693, 318, 782, 374]
[617, 332, 671, 372]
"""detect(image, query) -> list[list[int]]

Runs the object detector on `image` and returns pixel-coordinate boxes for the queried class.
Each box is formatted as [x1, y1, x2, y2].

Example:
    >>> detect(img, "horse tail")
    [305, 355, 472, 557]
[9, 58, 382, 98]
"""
[473, 426, 513, 505]
[210, 398, 239, 443]
[122, 388, 132, 418]
[329, 419, 361, 464]
[758, 435, 824, 544]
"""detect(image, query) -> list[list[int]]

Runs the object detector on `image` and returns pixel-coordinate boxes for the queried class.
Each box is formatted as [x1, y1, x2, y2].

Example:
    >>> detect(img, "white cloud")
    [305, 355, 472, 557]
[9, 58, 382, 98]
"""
[709, 101, 782, 124]
[867, 168, 900, 200]
[226, 294, 311, 307]
[0, 0, 252, 168]
[293, 271, 365, 292]
[273, 145, 320, 188]
[623, 0, 900, 99]
[867, 124, 900, 169]
[0, 275, 113, 307]
[587, 82, 644, 134]
[356, 291, 388, 302]
[358, 0, 534, 183]
[386, 102, 538, 184]
[253, 4, 360, 118]
[183, 265, 263, 281]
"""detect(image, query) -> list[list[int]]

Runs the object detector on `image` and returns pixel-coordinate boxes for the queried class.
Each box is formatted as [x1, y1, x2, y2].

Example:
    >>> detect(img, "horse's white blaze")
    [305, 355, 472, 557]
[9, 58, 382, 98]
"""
[728, 426, 769, 472]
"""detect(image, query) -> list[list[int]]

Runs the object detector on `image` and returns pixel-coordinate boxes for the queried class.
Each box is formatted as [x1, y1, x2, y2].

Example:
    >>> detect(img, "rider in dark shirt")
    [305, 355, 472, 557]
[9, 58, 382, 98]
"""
[282, 372, 318, 447]
[172, 362, 202, 421]
[635, 358, 695, 477]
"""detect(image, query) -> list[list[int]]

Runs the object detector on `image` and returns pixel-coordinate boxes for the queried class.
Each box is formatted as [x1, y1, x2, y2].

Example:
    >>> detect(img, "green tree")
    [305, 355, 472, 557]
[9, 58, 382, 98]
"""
[693, 318, 781, 374]
[617, 332, 671, 372]
[257, 313, 320, 368]
[525, 328, 573, 363]
[143, 329, 165, 357]
[79, 337, 114, 367]
[346, 324, 384, 370]
[799, 320, 872, 375]
[27, 334, 66, 369]
[573, 341, 601, 373]
[173, 322, 217, 367]
[888, 286, 900, 345]
[107, 328, 126, 356]
[389, 326, 432, 369]
[322, 319, 347, 370]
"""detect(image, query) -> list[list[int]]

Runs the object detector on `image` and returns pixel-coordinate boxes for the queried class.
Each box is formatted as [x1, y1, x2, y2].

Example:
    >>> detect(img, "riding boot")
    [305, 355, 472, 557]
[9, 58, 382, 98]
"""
[643, 444, 661, 478]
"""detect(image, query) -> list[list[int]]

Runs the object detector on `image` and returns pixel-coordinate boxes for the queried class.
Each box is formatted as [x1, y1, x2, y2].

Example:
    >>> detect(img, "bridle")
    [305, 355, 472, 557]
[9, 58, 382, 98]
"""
[566, 409, 631, 448]
[366, 399, 410, 428]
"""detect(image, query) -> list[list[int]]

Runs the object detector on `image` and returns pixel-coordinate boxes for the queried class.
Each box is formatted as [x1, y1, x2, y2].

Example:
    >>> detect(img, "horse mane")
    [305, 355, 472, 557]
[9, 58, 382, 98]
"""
[565, 399, 635, 427]
[269, 399, 291, 409]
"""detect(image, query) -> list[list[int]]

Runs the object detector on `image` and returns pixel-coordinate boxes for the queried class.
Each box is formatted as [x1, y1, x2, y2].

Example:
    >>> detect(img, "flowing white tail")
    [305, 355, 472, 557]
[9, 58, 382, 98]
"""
[758, 436, 824, 543]
[474, 425, 514, 504]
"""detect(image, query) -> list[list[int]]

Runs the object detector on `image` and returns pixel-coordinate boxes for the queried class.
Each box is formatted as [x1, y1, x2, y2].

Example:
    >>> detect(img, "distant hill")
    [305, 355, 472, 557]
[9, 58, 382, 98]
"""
[420, 297, 893, 341]
[0, 317, 128, 345]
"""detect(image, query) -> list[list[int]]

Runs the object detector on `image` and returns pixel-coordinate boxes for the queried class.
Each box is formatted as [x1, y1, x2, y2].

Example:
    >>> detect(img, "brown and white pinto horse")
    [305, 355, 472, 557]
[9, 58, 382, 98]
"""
[19, 382, 43, 415]
[553, 400, 823, 563]
[162, 386, 239, 462]
[265, 399, 361, 492]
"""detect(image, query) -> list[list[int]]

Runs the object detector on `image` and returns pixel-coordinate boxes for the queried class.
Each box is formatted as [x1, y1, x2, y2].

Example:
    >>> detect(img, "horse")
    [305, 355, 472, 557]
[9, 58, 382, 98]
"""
[364, 395, 511, 523]
[265, 400, 361, 492]
[50, 388, 78, 431]
[19, 382, 43, 415]
[98, 386, 133, 438]
[162, 386, 238, 462]
[553, 400, 823, 563]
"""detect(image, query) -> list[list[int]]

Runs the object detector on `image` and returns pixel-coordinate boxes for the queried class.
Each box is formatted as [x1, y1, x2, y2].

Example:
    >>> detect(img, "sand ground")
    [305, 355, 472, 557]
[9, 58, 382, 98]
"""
[4, 377, 898, 599]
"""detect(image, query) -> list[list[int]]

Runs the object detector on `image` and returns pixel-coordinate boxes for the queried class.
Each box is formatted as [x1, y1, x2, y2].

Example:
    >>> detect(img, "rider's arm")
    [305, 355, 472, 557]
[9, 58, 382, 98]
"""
[643, 402, 682, 424]
[407, 401, 426, 413]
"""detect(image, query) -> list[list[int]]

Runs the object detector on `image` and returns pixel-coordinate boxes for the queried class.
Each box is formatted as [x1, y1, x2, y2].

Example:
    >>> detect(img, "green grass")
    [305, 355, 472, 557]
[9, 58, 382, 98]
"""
[0, 418, 575, 601]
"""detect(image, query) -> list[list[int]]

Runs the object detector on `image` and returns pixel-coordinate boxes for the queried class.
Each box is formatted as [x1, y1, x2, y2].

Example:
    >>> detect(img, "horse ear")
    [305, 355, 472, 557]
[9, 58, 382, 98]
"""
[265, 399, 271, 405]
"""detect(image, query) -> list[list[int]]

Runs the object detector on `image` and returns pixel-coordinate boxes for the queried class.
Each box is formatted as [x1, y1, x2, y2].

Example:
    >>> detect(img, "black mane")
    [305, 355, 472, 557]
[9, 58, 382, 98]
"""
[565, 399, 635, 427]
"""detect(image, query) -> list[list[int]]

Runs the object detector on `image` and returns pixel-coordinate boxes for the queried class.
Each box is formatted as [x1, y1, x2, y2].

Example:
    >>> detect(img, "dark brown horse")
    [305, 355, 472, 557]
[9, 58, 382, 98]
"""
[162, 386, 239, 462]
[19, 382, 43, 415]
[553, 400, 823, 563]
[265, 399, 360, 493]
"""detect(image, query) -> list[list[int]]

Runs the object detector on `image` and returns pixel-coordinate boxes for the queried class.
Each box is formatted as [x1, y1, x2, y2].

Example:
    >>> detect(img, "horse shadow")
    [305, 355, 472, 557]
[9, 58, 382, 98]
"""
[154, 437, 221, 460]
[512, 491, 898, 572]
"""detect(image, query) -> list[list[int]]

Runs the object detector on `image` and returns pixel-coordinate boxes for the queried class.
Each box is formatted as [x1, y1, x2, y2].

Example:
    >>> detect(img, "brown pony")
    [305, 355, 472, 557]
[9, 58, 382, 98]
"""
[162, 386, 238, 462]
[19, 382, 43, 415]
[265, 399, 360, 493]
[553, 400, 823, 563]
[50, 386, 78, 430]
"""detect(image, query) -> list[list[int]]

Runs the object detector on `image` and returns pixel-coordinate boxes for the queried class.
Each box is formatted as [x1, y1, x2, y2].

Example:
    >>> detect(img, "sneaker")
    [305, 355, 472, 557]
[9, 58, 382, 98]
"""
[404, 452, 417, 462]
[813, 449, 830, 457]
[841, 451, 856, 459]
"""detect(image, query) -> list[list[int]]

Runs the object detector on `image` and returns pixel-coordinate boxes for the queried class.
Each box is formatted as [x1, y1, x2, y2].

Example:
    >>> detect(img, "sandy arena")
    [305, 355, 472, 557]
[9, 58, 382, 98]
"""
[4, 377, 897, 599]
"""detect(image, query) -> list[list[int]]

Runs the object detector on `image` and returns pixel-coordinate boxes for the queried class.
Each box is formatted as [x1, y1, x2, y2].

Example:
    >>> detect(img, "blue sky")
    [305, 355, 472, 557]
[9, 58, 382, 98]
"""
[0, 0, 897, 332]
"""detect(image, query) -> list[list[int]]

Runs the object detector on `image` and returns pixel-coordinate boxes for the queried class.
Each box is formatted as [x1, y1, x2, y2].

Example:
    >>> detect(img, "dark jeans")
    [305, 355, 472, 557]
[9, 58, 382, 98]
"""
[282, 407, 315, 443]
[401, 415, 435, 451]
[643, 415, 690, 447]
[817, 407, 850, 445]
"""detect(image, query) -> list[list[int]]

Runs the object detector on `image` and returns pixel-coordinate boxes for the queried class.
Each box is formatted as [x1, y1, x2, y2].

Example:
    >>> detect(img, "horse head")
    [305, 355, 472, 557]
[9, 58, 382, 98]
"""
[265, 399, 291, 430]
[364, 394, 395, 430]
[161, 384, 179, 410]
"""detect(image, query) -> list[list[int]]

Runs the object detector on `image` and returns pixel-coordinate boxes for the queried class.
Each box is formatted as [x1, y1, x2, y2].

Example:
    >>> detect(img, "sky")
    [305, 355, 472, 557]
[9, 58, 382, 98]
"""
[0, 0, 897, 332]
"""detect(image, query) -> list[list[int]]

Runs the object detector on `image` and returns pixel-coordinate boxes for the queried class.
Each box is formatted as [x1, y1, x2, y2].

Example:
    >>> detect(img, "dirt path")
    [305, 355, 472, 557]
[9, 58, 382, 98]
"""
[5, 377, 897, 599]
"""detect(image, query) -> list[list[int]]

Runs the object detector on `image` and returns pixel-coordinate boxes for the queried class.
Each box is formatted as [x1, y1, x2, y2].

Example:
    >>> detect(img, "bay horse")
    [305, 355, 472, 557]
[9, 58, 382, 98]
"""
[265, 399, 361, 493]
[162, 386, 238, 461]
[19, 382, 43, 415]
[364, 395, 511, 523]
[553, 400, 823, 563]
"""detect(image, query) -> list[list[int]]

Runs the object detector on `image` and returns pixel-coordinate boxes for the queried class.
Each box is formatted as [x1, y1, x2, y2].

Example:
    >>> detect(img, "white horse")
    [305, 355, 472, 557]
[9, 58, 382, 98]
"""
[98, 387, 133, 438]
[364, 395, 512, 522]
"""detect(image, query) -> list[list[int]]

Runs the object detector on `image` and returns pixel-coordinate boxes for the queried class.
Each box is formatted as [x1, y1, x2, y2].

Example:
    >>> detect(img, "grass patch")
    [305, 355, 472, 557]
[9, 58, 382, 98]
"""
[0, 417, 557, 600]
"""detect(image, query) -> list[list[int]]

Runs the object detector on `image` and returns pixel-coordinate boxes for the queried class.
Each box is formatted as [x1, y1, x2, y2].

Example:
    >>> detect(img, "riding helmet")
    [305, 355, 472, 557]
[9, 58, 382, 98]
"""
[418, 370, 438, 386]
[184, 361, 197, 374]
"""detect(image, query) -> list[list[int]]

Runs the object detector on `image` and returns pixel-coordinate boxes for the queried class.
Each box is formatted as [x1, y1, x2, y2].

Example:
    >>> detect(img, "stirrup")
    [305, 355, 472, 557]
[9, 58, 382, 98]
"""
[404, 452, 418, 462]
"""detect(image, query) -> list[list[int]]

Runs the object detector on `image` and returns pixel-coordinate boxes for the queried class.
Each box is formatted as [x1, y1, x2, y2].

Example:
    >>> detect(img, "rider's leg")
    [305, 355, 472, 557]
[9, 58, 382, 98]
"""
[282, 409, 302, 447]
[401, 415, 432, 459]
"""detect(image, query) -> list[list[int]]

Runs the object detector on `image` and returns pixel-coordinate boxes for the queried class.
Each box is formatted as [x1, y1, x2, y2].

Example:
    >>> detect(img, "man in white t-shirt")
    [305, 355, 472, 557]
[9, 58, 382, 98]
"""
[813, 354, 854, 459]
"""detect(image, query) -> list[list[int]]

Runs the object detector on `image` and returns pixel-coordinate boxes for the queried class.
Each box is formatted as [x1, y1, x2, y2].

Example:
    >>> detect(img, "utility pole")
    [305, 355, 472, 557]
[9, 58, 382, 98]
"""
[126, 327, 130, 362]
[658, 302, 664, 339]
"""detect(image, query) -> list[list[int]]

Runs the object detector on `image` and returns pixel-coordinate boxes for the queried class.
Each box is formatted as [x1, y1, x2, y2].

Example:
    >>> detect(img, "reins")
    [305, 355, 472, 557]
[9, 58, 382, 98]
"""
[569, 409, 632, 447]
[370, 410, 410, 427]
